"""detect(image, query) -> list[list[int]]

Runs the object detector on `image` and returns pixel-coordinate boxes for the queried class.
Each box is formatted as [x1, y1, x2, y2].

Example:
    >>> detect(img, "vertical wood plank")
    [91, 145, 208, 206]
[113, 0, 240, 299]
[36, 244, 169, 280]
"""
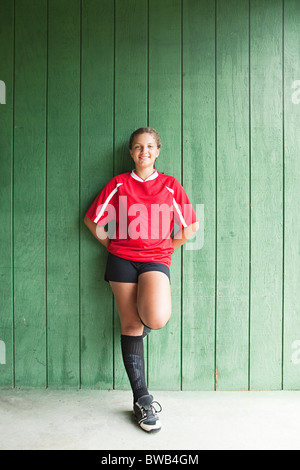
[114, 0, 148, 390]
[0, 0, 14, 386]
[283, 0, 300, 390]
[14, 0, 47, 387]
[47, 0, 81, 387]
[80, 0, 114, 388]
[182, 0, 216, 391]
[216, 0, 250, 390]
[250, 0, 283, 390]
[148, 0, 182, 391]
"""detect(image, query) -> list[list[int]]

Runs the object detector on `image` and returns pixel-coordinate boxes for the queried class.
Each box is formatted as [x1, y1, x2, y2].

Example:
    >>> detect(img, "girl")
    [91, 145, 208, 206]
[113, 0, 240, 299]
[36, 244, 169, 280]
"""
[84, 128, 199, 432]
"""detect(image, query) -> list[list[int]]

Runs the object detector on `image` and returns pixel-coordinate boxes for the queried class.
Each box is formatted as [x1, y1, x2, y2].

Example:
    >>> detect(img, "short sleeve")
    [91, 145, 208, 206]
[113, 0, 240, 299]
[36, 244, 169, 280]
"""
[172, 179, 199, 228]
[85, 177, 119, 226]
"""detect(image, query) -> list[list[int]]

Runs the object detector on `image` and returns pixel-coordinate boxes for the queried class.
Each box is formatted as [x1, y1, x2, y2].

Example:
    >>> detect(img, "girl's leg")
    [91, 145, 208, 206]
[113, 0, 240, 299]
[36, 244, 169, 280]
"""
[137, 271, 172, 330]
[109, 281, 148, 402]
[109, 281, 142, 336]
[109, 276, 165, 432]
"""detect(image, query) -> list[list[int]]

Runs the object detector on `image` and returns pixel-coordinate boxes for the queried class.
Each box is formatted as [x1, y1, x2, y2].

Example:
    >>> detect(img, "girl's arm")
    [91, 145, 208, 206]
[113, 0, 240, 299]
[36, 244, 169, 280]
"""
[172, 221, 199, 250]
[84, 216, 110, 249]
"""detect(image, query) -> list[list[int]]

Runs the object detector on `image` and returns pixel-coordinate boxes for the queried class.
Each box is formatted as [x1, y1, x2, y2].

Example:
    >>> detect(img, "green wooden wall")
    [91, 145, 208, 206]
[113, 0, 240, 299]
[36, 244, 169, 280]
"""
[1, 0, 300, 391]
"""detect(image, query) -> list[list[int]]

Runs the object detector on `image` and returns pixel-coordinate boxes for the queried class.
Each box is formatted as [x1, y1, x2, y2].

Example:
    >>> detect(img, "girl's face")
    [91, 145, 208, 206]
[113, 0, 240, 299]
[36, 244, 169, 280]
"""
[129, 133, 160, 170]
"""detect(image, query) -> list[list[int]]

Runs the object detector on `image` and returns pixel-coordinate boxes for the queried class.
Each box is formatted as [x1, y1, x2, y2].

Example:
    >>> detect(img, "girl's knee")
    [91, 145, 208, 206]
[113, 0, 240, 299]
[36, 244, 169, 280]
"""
[150, 319, 170, 330]
[121, 324, 144, 336]
[120, 318, 144, 336]
[142, 310, 171, 331]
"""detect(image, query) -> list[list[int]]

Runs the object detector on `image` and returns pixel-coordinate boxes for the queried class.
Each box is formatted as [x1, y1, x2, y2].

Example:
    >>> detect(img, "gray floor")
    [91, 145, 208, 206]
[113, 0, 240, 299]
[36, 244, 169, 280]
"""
[0, 389, 300, 450]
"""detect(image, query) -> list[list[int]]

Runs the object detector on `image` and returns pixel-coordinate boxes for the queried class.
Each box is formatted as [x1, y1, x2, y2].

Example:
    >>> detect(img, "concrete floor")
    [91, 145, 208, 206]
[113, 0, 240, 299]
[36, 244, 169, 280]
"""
[0, 389, 300, 450]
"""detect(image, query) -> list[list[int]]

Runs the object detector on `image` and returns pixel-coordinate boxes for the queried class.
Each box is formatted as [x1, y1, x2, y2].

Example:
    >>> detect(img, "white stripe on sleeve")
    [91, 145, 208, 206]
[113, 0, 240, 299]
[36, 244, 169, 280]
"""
[94, 183, 123, 224]
[166, 186, 187, 228]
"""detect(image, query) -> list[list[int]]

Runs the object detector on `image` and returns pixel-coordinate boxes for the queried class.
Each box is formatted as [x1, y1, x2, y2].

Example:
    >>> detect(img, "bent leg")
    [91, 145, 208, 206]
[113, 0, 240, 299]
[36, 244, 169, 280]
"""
[137, 271, 172, 330]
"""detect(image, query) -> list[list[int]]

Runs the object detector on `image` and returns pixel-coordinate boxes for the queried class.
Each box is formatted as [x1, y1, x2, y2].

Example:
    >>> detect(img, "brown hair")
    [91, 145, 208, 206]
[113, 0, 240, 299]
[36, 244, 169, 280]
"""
[129, 127, 161, 150]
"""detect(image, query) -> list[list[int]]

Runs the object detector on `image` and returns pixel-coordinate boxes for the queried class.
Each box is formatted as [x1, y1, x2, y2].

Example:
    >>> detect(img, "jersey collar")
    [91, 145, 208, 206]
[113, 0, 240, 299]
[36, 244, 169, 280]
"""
[130, 169, 159, 183]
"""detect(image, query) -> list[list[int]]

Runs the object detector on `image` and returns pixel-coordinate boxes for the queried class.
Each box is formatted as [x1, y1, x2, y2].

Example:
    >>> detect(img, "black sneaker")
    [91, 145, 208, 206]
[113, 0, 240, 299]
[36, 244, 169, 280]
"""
[133, 394, 162, 432]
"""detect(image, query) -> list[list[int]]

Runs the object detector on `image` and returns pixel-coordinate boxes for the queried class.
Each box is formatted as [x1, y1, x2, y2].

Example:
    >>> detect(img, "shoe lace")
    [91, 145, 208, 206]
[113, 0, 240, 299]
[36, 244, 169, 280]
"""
[151, 401, 162, 414]
[141, 401, 162, 421]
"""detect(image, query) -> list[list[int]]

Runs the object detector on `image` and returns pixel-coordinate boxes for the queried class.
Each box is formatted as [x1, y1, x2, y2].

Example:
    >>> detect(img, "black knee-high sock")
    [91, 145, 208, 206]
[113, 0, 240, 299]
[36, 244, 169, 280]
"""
[121, 335, 149, 402]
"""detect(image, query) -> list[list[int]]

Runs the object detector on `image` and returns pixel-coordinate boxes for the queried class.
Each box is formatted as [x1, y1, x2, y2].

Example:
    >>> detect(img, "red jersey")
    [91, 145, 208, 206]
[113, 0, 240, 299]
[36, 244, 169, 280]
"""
[85, 169, 198, 268]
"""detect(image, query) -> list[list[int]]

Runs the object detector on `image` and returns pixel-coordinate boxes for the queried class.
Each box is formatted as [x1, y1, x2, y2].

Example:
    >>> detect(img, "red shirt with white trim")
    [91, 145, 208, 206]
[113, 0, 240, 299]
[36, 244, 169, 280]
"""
[85, 169, 199, 268]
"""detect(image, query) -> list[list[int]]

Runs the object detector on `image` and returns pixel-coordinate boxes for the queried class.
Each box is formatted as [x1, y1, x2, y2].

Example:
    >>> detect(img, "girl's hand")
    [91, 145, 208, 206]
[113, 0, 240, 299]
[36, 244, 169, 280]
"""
[84, 216, 111, 249]
[172, 222, 200, 250]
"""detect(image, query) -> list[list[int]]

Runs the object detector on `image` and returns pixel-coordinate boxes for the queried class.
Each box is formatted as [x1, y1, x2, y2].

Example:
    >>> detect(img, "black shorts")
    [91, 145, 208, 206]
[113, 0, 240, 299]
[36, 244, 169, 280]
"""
[104, 253, 171, 284]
